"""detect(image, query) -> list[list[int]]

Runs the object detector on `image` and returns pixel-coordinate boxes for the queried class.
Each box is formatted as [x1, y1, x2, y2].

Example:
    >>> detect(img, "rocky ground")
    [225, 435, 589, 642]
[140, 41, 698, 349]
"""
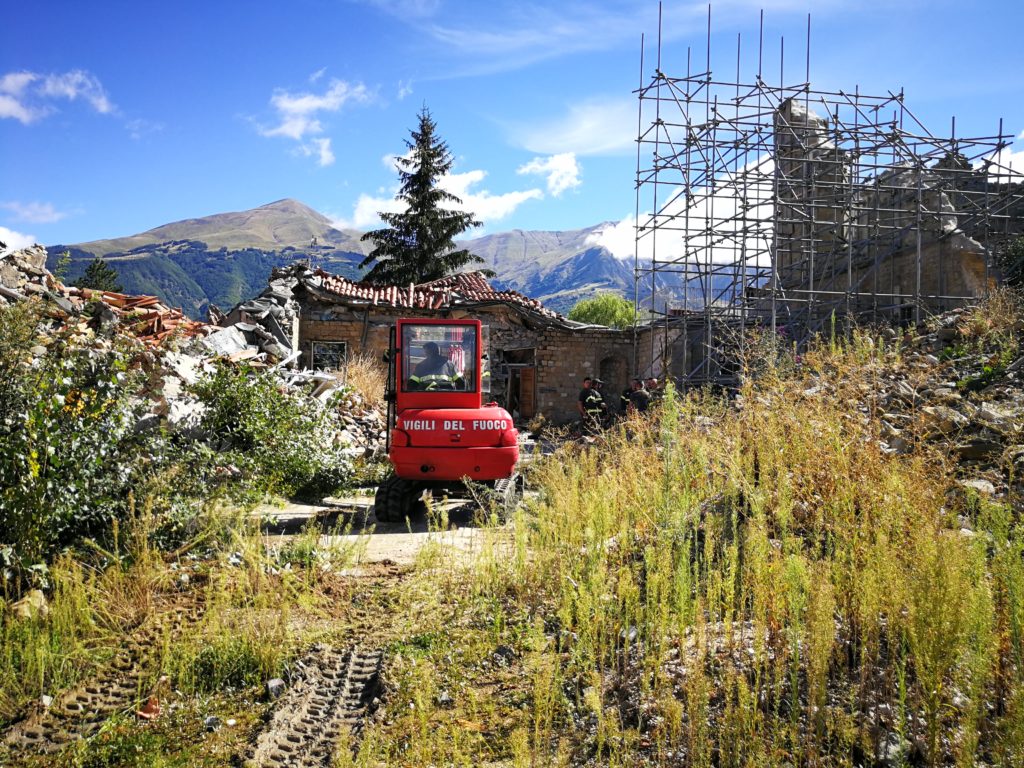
[766, 304, 1024, 505]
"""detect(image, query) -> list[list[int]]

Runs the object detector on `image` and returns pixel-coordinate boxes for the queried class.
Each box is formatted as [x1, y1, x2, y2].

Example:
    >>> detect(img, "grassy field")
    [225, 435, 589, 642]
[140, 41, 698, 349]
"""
[1, 296, 1022, 766]
[351, 311, 1023, 766]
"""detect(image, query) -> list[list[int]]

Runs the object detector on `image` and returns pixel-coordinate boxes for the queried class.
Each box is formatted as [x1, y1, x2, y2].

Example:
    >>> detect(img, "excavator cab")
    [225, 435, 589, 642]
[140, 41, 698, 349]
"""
[375, 319, 519, 522]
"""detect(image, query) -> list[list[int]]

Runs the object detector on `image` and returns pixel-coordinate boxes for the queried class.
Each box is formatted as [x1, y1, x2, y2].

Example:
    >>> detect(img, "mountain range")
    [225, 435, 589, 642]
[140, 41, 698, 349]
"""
[46, 199, 688, 317]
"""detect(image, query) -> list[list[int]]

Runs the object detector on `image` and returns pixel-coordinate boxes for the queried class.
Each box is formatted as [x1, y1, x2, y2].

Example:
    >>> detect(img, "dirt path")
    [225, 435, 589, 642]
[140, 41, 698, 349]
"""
[2, 491, 513, 765]
[245, 645, 383, 767]
[259, 493, 501, 568]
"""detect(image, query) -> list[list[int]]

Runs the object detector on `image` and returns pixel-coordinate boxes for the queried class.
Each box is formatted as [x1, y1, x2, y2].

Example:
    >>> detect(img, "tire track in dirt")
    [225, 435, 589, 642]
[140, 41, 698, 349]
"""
[246, 644, 383, 767]
[1, 599, 203, 756]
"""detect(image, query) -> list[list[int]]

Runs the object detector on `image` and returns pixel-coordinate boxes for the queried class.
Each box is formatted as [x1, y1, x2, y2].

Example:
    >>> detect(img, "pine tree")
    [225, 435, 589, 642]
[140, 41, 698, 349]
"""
[77, 256, 124, 293]
[360, 107, 483, 285]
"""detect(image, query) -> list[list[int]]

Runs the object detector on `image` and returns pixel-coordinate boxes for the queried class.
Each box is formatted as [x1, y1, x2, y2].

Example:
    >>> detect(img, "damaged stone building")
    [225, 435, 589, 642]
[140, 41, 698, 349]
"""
[633, 50, 1024, 386]
[225, 266, 655, 424]
[771, 97, 1017, 320]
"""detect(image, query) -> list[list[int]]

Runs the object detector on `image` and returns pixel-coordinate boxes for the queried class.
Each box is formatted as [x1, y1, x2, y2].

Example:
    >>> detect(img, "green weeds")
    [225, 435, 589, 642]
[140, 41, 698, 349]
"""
[365, 294, 1024, 765]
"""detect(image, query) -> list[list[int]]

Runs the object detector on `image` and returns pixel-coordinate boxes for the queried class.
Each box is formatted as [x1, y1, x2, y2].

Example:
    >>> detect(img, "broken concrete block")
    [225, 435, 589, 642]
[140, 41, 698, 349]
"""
[266, 678, 286, 699]
[958, 478, 996, 496]
[920, 405, 969, 435]
[11, 590, 48, 621]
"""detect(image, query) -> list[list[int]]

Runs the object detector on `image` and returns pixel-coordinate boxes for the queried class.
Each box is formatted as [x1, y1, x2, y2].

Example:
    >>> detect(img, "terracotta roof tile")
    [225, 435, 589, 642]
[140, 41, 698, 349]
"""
[64, 286, 214, 346]
[310, 269, 562, 319]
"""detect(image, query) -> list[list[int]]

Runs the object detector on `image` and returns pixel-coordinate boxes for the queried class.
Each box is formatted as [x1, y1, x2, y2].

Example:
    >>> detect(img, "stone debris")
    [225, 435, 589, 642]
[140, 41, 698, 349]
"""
[0, 245, 388, 457]
[856, 306, 1022, 499]
[1, 245, 212, 346]
[11, 589, 48, 621]
[265, 678, 286, 700]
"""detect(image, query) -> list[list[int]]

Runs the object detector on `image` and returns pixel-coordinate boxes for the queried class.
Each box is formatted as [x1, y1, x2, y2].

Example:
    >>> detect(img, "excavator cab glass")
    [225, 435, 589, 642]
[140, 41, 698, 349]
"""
[401, 323, 478, 393]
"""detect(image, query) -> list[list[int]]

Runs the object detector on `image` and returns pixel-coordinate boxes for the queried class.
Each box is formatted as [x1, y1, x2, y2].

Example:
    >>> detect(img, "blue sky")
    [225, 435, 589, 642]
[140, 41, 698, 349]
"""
[2, 0, 1023, 251]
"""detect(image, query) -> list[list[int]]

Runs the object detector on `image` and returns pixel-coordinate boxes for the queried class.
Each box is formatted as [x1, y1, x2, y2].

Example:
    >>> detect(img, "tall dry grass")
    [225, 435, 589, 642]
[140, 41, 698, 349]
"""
[447, 313, 1024, 765]
[344, 352, 388, 409]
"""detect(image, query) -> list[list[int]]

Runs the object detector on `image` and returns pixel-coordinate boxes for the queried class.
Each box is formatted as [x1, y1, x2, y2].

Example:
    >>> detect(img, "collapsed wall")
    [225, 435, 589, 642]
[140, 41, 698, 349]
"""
[772, 97, 996, 319]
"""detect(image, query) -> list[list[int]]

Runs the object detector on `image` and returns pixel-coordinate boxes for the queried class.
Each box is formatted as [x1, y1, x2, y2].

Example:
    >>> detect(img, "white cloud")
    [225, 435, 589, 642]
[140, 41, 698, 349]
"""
[588, 155, 775, 268]
[0, 226, 36, 253]
[397, 79, 413, 100]
[0, 69, 114, 124]
[261, 79, 368, 140]
[0, 201, 67, 224]
[334, 191, 406, 230]
[0, 72, 36, 95]
[309, 67, 327, 83]
[586, 215, 641, 261]
[976, 131, 1024, 179]
[38, 71, 112, 114]
[441, 169, 544, 220]
[363, 1, 850, 79]
[517, 152, 581, 196]
[0, 93, 38, 123]
[259, 77, 369, 165]
[298, 137, 336, 167]
[423, 3, 659, 74]
[125, 117, 163, 140]
[512, 96, 636, 156]
[335, 167, 543, 229]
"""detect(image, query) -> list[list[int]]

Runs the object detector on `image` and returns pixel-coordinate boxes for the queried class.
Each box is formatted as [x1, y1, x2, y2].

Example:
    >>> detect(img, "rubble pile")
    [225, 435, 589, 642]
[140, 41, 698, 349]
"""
[789, 304, 1023, 501]
[211, 267, 302, 362]
[0, 245, 387, 458]
[875, 308, 1023, 500]
[1, 245, 213, 345]
[330, 388, 387, 457]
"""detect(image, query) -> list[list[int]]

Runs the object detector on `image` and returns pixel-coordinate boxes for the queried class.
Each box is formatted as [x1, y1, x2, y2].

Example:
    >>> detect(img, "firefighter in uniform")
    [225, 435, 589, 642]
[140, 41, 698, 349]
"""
[627, 378, 651, 414]
[619, 384, 632, 416]
[645, 377, 662, 408]
[577, 376, 592, 420]
[409, 342, 461, 390]
[582, 377, 608, 434]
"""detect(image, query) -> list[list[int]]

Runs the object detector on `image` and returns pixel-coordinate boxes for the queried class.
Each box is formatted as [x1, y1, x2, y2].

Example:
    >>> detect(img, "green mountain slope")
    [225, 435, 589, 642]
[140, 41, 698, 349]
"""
[46, 199, 699, 318]
[74, 199, 367, 255]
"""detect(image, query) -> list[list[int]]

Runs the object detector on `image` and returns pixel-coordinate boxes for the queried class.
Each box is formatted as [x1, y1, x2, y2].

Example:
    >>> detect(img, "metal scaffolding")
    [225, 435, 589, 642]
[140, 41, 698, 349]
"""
[634, 7, 1024, 387]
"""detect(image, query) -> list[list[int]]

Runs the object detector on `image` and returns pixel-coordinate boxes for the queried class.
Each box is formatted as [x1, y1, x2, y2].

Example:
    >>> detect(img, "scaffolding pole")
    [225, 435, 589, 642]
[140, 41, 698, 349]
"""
[634, 5, 1023, 388]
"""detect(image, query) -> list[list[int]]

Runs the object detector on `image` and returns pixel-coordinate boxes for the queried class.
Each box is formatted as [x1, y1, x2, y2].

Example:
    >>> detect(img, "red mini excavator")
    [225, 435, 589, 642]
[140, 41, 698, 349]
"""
[374, 318, 519, 521]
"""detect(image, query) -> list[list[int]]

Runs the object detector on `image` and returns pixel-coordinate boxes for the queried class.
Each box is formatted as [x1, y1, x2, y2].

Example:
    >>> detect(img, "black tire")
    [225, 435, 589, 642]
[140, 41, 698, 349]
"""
[374, 474, 421, 523]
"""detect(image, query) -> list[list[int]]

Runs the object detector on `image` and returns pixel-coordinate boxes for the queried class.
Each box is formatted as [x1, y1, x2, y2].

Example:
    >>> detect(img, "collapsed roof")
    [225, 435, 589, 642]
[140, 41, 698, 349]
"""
[307, 267, 564, 321]
[0, 245, 213, 346]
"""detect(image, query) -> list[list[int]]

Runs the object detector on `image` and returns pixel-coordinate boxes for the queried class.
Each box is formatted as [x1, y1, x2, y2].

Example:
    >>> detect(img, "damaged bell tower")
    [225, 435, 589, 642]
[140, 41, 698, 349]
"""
[633, 8, 1024, 386]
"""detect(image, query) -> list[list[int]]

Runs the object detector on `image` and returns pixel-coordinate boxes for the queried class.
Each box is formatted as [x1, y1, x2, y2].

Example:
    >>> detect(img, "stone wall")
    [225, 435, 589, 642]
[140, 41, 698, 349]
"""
[532, 326, 633, 420]
[298, 300, 642, 424]
[773, 98, 850, 289]
[772, 98, 994, 316]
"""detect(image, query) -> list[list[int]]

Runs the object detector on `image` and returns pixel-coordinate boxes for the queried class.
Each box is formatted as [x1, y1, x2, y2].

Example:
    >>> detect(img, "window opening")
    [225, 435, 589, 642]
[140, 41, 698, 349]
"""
[311, 341, 347, 371]
[402, 324, 478, 392]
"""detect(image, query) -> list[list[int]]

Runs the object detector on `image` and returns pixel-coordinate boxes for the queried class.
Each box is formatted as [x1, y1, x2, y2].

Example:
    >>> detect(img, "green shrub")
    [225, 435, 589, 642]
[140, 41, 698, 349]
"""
[0, 301, 159, 582]
[998, 236, 1024, 287]
[567, 292, 639, 329]
[190, 362, 351, 499]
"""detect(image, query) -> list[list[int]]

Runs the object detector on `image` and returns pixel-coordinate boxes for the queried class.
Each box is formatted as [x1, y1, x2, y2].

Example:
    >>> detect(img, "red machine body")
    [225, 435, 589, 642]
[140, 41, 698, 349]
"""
[378, 319, 518, 512]
[391, 406, 519, 481]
